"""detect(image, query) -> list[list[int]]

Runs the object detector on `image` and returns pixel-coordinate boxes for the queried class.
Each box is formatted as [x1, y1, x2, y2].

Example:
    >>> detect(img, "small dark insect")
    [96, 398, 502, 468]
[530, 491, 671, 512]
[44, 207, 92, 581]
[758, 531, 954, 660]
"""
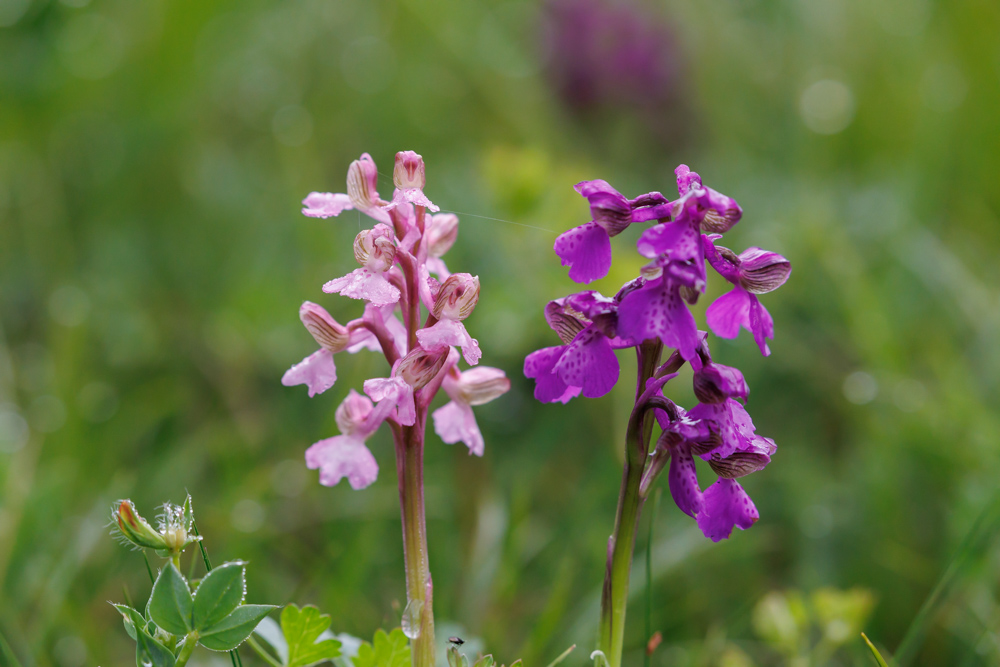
[448, 637, 465, 646]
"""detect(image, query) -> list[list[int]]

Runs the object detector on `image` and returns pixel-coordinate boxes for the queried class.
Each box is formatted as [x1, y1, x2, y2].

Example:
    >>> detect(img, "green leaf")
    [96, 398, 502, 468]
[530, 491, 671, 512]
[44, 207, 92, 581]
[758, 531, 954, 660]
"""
[446, 646, 469, 667]
[198, 604, 277, 651]
[113, 603, 145, 641]
[472, 655, 494, 667]
[148, 564, 192, 635]
[281, 604, 342, 667]
[135, 624, 175, 667]
[861, 633, 891, 667]
[354, 629, 410, 667]
[191, 560, 245, 631]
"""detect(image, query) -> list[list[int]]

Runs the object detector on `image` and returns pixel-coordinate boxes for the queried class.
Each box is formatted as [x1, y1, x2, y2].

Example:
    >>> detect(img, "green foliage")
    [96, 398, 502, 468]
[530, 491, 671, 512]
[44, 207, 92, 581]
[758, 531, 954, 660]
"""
[135, 623, 175, 667]
[113, 604, 145, 642]
[281, 604, 342, 667]
[148, 564, 193, 635]
[198, 604, 277, 651]
[753, 588, 875, 664]
[191, 561, 246, 631]
[353, 629, 410, 667]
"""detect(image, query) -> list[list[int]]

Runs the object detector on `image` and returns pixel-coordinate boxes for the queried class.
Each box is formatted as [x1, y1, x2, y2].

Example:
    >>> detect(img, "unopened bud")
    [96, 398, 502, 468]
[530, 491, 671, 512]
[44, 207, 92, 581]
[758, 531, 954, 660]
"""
[393, 151, 426, 189]
[738, 248, 791, 294]
[397, 346, 450, 389]
[693, 363, 748, 403]
[433, 273, 480, 320]
[162, 525, 188, 551]
[335, 389, 374, 435]
[299, 302, 349, 352]
[114, 500, 168, 550]
[347, 153, 382, 210]
[354, 224, 396, 271]
[425, 214, 459, 258]
[454, 367, 510, 405]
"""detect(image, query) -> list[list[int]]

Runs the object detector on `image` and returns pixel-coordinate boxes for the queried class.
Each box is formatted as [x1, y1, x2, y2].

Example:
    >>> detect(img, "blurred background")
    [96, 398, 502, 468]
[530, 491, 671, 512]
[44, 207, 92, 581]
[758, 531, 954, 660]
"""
[2, 0, 1000, 664]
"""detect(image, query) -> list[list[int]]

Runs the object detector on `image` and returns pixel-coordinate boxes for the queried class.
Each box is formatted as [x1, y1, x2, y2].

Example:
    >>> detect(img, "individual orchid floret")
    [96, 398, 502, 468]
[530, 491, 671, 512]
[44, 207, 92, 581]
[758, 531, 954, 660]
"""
[323, 224, 401, 307]
[616, 275, 701, 365]
[523, 291, 623, 402]
[423, 213, 459, 278]
[364, 373, 416, 426]
[433, 366, 511, 456]
[396, 345, 451, 390]
[696, 478, 759, 542]
[673, 164, 742, 234]
[704, 239, 791, 356]
[302, 153, 391, 224]
[282, 302, 373, 397]
[388, 150, 440, 213]
[305, 390, 381, 489]
[554, 179, 678, 284]
[417, 273, 482, 364]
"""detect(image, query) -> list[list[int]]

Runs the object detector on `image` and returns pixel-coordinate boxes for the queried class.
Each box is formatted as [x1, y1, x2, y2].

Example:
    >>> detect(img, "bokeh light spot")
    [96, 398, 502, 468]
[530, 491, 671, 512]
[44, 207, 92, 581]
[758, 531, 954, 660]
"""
[800, 79, 855, 135]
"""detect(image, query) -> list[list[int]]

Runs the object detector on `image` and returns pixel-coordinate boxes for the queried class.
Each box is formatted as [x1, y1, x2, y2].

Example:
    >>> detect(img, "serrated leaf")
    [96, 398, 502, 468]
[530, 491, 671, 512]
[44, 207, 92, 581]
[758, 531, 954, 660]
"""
[281, 604, 342, 667]
[148, 564, 192, 635]
[136, 624, 175, 667]
[192, 561, 245, 631]
[354, 629, 410, 667]
[198, 604, 276, 651]
[113, 603, 145, 641]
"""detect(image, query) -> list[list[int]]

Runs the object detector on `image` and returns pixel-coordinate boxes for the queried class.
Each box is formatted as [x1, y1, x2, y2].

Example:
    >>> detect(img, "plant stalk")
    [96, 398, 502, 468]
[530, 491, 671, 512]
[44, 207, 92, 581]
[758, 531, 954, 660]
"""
[599, 341, 662, 667]
[174, 632, 199, 667]
[395, 413, 435, 667]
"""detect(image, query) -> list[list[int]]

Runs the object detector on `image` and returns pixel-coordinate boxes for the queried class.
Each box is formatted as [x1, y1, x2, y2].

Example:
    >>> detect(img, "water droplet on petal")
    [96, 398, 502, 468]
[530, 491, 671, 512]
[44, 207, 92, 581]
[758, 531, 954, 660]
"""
[401, 598, 423, 640]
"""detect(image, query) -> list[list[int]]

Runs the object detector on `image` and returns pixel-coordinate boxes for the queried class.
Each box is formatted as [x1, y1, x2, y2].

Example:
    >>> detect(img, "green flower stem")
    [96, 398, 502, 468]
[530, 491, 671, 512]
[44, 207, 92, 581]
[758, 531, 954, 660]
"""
[395, 414, 435, 667]
[599, 341, 662, 667]
[246, 635, 284, 667]
[174, 632, 199, 667]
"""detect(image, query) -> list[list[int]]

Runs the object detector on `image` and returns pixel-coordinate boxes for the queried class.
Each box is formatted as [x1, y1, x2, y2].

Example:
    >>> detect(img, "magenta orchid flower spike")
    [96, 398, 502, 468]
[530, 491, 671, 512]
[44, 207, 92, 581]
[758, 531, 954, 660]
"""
[286, 152, 509, 667]
[525, 165, 789, 667]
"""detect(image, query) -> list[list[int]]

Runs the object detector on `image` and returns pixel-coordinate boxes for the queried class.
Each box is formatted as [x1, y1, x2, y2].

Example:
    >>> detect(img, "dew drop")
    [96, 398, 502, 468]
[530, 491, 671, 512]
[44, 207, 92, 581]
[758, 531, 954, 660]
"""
[401, 598, 423, 640]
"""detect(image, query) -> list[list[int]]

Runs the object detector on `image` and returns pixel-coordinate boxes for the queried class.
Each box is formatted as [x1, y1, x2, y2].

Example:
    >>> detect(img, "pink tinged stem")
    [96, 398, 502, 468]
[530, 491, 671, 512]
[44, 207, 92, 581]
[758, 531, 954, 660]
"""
[599, 340, 662, 667]
[395, 414, 436, 667]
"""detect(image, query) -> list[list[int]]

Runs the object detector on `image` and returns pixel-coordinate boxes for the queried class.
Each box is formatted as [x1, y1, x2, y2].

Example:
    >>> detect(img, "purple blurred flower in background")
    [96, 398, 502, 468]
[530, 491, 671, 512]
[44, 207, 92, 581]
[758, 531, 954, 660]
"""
[541, 0, 687, 146]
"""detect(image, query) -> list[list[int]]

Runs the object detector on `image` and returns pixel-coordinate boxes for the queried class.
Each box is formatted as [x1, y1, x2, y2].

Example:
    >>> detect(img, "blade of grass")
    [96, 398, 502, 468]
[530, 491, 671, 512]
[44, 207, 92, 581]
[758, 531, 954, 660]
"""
[893, 491, 1000, 665]
[861, 633, 890, 667]
[544, 644, 576, 667]
[0, 628, 24, 667]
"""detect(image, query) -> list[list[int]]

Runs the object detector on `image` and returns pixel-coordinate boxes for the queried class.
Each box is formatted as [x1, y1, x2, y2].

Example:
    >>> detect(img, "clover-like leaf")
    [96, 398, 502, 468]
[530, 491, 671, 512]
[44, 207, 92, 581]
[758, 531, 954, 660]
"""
[136, 623, 175, 667]
[354, 629, 410, 667]
[148, 563, 192, 635]
[112, 603, 145, 641]
[198, 604, 277, 651]
[192, 560, 245, 631]
[281, 604, 342, 667]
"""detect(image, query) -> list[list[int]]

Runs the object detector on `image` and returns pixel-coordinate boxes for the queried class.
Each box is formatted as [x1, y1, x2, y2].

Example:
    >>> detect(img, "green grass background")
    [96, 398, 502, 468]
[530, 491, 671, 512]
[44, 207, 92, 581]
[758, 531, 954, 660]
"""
[2, 0, 1000, 664]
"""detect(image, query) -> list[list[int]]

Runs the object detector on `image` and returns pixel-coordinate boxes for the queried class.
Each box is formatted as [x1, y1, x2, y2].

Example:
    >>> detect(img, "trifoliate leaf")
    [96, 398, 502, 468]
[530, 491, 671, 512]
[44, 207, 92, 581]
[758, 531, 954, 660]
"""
[192, 560, 245, 631]
[353, 629, 410, 667]
[148, 563, 192, 635]
[281, 604, 342, 667]
[198, 604, 277, 651]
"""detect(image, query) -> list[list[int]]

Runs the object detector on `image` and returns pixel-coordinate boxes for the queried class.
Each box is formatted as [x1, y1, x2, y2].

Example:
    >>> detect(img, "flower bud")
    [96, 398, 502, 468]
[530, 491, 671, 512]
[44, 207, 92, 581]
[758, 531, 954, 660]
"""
[737, 248, 791, 294]
[393, 151, 426, 189]
[346, 153, 382, 211]
[425, 214, 459, 258]
[693, 363, 748, 403]
[397, 346, 450, 389]
[354, 223, 396, 271]
[335, 389, 374, 435]
[114, 500, 168, 550]
[433, 273, 480, 320]
[299, 302, 349, 352]
[454, 367, 510, 405]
